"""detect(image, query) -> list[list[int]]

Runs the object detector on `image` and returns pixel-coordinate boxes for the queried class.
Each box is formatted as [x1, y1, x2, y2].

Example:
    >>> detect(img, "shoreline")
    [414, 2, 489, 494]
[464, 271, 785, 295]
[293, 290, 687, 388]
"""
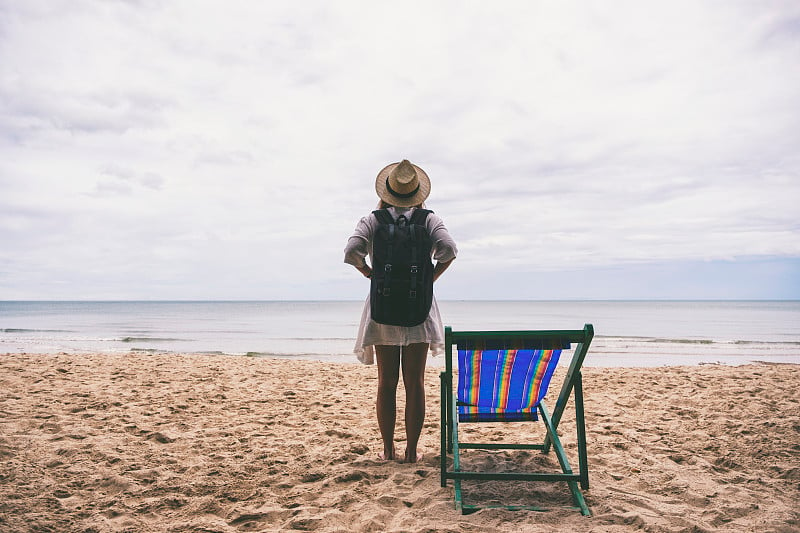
[1, 352, 798, 532]
[4, 335, 799, 368]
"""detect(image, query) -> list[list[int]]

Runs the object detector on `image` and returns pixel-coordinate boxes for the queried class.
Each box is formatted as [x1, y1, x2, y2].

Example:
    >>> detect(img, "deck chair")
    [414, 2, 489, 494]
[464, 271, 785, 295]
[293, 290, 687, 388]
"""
[440, 324, 594, 515]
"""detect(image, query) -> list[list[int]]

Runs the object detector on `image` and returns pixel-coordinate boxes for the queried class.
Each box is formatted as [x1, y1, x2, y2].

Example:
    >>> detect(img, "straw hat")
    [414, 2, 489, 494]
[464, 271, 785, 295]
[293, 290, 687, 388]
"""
[375, 159, 431, 207]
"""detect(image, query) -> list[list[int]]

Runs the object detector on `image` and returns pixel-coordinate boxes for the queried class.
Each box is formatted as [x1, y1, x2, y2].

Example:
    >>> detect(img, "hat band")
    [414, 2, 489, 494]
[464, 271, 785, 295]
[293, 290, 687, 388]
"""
[386, 178, 420, 199]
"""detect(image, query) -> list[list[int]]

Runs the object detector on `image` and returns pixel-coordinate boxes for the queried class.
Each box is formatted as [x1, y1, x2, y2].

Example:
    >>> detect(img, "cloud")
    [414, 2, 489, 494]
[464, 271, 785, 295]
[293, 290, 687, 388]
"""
[0, 0, 798, 299]
[94, 164, 165, 195]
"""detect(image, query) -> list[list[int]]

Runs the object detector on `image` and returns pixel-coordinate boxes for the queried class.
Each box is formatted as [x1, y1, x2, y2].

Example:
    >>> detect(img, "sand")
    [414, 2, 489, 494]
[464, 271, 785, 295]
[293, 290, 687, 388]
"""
[0, 353, 798, 533]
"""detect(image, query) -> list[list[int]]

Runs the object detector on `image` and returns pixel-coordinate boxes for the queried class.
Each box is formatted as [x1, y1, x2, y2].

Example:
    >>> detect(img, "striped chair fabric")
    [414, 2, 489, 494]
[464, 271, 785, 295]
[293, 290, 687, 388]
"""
[456, 348, 562, 422]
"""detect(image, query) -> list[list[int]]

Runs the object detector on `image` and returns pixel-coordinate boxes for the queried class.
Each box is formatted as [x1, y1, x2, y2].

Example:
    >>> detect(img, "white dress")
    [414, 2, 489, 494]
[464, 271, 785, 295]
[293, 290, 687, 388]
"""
[344, 206, 458, 364]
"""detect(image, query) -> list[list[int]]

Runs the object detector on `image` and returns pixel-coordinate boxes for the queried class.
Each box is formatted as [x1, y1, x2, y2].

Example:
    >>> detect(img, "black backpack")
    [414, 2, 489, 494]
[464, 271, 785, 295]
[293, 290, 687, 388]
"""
[370, 208, 434, 327]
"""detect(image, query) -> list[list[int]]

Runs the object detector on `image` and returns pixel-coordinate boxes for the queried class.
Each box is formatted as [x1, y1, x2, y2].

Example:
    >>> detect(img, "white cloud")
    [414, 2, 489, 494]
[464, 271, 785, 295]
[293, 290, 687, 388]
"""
[0, 0, 798, 299]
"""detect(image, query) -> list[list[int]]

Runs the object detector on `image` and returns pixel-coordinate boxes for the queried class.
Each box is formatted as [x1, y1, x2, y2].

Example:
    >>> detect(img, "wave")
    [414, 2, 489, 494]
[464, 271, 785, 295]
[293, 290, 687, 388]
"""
[646, 338, 713, 345]
[121, 349, 333, 358]
[244, 351, 330, 358]
[270, 337, 353, 342]
[1, 328, 73, 333]
[119, 337, 187, 343]
[733, 340, 800, 346]
[597, 335, 800, 346]
[597, 335, 712, 342]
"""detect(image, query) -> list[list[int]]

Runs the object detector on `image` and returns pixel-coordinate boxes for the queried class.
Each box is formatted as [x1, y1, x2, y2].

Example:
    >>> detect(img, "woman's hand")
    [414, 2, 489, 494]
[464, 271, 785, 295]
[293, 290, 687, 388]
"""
[356, 264, 372, 279]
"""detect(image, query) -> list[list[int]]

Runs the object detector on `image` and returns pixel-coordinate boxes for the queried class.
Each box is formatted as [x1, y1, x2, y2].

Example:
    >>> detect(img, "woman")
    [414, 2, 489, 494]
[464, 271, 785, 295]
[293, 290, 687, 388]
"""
[344, 159, 457, 463]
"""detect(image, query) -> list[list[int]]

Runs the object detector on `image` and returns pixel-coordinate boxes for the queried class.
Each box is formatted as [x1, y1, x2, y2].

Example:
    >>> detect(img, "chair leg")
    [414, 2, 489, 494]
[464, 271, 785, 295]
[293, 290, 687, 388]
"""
[446, 376, 454, 454]
[450, 392, 465, 512]
[544, 342, 591, 453]
[440, 372, 447, 487]
[574, 372, 589, 490]
[540, 401, 591, 515]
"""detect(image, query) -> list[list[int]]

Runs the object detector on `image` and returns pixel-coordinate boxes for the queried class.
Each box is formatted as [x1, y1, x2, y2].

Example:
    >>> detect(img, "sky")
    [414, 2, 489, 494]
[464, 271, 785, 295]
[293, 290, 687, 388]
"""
[1, 0, 799, 300]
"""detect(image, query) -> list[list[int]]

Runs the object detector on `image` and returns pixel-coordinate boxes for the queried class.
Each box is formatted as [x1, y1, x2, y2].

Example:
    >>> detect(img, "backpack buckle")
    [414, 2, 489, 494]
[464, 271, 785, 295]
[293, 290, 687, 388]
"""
[410, 265, 418, 274]
[409, 290, 417, 299]
[383, 288, 391, 296]
[385, 264, 392, 272]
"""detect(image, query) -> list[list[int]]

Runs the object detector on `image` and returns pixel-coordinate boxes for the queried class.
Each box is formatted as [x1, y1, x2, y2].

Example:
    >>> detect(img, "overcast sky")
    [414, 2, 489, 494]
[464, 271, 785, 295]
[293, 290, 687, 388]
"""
[1, 0, 798, 300]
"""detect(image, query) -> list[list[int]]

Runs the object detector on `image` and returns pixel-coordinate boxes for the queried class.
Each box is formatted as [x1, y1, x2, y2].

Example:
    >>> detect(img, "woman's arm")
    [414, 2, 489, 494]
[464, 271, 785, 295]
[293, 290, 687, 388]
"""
[427, 213, 457, 283]
[344, 215, 374, 278]
[433, 258, 453, 282]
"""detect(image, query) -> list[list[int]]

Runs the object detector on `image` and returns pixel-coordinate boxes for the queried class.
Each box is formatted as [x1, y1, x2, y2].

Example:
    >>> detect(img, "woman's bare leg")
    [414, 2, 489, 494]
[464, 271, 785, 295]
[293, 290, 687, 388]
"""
[375, 345, 401, 460]
[401, 342, 429, 463]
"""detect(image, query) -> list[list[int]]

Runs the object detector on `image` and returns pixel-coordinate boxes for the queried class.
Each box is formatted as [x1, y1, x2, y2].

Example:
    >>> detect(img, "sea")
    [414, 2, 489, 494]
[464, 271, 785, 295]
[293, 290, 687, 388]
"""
[1, 300, 798, 367]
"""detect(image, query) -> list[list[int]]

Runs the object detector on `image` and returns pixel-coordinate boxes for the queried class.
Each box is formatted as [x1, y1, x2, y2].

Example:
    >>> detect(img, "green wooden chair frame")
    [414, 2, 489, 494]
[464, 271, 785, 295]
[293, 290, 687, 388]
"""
[440, 324, 594, 515]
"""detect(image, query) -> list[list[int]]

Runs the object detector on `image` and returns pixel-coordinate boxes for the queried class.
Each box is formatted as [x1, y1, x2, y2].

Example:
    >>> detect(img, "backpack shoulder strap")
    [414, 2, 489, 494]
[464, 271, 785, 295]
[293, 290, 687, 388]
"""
[409, 209, 433, 225]
[372, 209, 395, 225]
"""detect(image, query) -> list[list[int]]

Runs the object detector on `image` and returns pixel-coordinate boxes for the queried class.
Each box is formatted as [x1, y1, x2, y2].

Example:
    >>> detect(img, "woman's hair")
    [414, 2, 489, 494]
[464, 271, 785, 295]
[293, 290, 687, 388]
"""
[377, 200, 425, 209]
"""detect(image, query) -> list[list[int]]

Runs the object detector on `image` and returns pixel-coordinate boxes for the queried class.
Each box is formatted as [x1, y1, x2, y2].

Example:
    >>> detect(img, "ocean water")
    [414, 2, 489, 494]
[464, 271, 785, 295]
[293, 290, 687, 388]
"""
[1, 300, 798, 367]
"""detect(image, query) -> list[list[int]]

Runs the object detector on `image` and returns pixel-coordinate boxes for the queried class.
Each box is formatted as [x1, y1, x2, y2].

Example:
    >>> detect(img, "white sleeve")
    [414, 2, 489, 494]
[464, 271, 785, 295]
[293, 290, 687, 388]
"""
[427, 213, 458, 262]
[343, 215, 374, 267]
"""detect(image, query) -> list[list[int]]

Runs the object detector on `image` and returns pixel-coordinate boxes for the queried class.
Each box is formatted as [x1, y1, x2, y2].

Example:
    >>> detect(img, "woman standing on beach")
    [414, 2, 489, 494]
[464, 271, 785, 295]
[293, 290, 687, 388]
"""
[344, 160, 457, 464]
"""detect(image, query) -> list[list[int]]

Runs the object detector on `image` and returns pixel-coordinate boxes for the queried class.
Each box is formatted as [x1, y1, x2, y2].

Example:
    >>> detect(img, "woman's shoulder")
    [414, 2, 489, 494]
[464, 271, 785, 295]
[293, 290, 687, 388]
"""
[356, 211, 381, 231]
[423, 209, 446, 226]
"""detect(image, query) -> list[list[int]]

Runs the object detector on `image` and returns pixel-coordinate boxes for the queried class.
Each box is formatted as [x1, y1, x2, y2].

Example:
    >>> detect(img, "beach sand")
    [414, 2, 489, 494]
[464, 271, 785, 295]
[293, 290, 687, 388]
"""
[0, 353, 798, 532]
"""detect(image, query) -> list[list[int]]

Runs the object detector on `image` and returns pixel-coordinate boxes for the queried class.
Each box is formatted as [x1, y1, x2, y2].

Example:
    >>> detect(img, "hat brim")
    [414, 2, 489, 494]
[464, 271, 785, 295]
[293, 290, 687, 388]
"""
[375, 162, 431, 207]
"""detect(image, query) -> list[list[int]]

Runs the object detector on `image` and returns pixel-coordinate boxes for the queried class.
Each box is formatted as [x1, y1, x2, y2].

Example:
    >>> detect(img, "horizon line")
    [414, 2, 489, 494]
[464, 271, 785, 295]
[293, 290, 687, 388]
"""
[2, 298, 799, 303]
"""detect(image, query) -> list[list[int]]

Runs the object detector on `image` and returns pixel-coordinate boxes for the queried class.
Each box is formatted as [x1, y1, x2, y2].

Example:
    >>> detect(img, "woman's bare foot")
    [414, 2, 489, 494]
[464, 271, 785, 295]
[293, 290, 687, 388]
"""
[378, 447, 398, 461]
[403, 449, 423, 463]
